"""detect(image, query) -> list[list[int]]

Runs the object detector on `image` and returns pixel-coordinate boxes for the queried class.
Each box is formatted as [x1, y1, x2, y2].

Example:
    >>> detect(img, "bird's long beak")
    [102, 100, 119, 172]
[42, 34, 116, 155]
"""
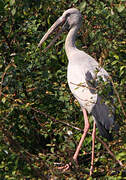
[38, 16, 66, 51]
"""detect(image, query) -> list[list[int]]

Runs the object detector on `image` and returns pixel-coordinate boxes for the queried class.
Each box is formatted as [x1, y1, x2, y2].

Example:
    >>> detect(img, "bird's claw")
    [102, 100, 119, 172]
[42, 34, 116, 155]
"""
[54, 162, 72, 172]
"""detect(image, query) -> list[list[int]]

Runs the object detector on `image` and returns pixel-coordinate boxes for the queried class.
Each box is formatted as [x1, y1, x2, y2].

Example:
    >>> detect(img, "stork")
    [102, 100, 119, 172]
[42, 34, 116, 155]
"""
[38, 8, 115, 176]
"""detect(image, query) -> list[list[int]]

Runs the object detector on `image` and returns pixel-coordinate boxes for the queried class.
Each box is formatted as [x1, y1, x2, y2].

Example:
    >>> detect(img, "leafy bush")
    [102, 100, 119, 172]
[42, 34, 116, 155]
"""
[0, 0, 126, 179]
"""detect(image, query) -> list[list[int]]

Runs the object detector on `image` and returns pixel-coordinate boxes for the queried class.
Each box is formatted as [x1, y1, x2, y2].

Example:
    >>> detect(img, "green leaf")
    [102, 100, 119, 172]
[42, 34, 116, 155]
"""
[69, 141, 75, 148]
[11, 8, 16, 16]
[117, 5, 125, 13]
[10, 0, 15, 6]
[116, 152, 126, 160]
[50, 147, 54, 153]
[2, 97, 6, 103]
[120, 66, 126, 71]
[95, 9, 101, 14]
[79, 2, 86, 12]
[73, 0, 78, 3]
[51, 55, 57, 60]
[111, 60, 118, 65]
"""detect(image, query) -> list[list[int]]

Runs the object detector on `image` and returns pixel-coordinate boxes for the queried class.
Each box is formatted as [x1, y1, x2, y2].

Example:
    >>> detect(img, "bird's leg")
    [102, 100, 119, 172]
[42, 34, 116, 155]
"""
[73, 108, 90, 163]
[90, 121, 96, 176]
[56, 108, 89, 172]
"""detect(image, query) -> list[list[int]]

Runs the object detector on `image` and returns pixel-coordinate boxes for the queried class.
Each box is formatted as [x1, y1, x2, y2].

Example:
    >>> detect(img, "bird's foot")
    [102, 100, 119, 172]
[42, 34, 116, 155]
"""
[54, 162, 72, 172]
[54, 159, 78, 172]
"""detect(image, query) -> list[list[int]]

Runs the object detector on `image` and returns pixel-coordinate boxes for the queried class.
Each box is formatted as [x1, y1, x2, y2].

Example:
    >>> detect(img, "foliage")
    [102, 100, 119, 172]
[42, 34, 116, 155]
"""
[0, 0, 126, 179]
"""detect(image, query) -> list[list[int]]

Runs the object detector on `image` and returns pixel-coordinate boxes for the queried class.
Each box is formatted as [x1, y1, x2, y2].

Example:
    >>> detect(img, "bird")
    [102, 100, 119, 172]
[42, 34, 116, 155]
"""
[38, 8, 115, 176]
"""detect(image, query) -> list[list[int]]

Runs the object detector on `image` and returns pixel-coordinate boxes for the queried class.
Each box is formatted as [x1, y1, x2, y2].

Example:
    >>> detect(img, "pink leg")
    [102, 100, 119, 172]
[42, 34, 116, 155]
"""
[73, 108, 90, 162]
[90, 121, 96, 176]
[56, 108, 89, 172]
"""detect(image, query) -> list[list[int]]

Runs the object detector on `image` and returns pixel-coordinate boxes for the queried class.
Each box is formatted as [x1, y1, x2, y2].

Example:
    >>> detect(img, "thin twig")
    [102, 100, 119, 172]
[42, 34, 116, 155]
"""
[70, 82, 97, 91]
[95, 135, 123, 167]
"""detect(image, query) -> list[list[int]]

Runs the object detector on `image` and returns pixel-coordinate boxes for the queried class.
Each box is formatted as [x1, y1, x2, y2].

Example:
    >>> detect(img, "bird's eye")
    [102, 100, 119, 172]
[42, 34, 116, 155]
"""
[66, 13, 70, 17]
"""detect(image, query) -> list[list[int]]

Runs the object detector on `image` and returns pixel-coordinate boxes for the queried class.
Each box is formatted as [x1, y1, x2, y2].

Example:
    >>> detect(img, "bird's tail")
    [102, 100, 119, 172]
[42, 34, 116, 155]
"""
[95, 120, 113, 141]
[91, 96, 115, 141]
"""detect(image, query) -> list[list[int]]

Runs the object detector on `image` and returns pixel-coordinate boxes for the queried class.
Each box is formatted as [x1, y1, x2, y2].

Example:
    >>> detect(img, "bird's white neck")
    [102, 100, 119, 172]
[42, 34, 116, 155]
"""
[65, 25, 79, 59]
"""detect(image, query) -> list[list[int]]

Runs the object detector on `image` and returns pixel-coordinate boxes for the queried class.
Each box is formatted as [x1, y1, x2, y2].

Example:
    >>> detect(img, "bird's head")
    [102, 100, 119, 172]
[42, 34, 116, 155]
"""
[62, 8, 82, 29]
[38, 8, 82, 50]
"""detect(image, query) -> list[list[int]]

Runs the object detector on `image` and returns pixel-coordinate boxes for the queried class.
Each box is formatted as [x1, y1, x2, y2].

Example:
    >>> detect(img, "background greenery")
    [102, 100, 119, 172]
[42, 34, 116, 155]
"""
[0, 0, 126, 179]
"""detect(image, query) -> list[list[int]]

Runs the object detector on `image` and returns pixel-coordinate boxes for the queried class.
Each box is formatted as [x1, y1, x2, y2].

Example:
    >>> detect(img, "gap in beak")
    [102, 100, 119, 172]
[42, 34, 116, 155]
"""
[43, 26, 65, 52]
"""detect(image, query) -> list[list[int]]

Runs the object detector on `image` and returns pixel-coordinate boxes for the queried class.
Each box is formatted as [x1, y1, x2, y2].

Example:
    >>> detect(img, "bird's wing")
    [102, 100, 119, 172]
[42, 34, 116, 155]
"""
[67, 63, 98, 113]
[87, 66, 115, 140]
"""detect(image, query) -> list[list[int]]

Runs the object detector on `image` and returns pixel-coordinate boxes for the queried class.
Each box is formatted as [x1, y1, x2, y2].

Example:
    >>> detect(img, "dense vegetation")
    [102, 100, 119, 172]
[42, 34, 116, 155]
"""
[0, 0, 126, 179]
